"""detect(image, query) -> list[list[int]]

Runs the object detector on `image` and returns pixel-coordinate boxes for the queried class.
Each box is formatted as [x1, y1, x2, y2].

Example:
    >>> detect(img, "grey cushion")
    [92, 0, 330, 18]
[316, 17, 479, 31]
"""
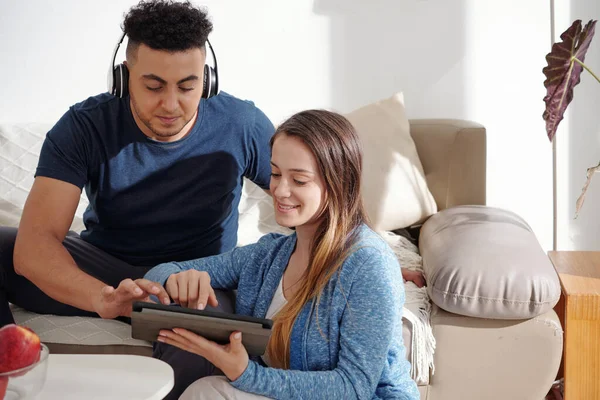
[419, 205, 561, 319]
[11, 305, 152, 354]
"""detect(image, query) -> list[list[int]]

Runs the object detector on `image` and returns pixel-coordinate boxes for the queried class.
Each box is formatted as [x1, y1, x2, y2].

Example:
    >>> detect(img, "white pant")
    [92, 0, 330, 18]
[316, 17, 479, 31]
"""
[179, 376, 273, 400]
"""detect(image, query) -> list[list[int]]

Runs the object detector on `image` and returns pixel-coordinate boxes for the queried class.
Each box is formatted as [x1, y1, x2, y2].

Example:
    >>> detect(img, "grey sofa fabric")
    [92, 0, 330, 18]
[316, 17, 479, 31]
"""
[11, 304, 152, 352]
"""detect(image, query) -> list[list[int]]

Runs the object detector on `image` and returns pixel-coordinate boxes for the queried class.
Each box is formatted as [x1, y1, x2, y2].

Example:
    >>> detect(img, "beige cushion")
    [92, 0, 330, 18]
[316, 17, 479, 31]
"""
[419, 205, 561, 319]
[345, 93, 437, 230]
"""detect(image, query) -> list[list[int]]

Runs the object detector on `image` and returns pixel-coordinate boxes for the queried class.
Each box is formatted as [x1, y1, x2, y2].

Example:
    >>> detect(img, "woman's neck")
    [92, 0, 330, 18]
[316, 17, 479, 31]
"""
[294, 223, 317, 259]
[282, 224, 316, 299]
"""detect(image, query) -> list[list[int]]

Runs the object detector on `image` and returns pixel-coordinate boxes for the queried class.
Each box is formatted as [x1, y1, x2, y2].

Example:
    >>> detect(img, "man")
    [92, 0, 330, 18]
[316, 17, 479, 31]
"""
[0, 1, 273, 397]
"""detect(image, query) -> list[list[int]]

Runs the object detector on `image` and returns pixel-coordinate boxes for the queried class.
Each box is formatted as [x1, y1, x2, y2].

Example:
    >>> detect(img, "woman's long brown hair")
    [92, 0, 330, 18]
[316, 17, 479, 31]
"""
[266, 110, 369, 369]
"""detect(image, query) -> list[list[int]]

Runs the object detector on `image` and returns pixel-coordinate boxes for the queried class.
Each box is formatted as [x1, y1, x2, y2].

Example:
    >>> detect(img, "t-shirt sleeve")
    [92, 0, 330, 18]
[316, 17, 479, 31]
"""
[244, 107, 275, 190]
[35, 108, 90, 189]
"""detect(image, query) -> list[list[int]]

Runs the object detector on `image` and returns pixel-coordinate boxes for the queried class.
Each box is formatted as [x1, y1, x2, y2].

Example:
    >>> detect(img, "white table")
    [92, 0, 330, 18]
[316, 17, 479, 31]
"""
[37, 354, 174, 400]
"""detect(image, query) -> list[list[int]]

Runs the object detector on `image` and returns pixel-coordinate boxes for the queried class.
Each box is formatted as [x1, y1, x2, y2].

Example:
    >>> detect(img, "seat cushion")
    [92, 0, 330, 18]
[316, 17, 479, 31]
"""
[11, 305, 152, 355]
[420, 205, 561, 319]
[12, 304, 418, 368]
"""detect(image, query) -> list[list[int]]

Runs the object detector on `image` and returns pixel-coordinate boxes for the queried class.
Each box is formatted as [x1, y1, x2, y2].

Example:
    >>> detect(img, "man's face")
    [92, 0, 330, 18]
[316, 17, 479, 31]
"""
[127, 44, 205, 142]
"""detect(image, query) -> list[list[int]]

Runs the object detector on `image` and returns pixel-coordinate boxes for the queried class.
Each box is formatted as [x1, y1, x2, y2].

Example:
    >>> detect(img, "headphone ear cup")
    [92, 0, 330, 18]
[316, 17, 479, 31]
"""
[202, 64, 218, 99]
[113, 63, 130, 98]
[202, 64, 210, 99]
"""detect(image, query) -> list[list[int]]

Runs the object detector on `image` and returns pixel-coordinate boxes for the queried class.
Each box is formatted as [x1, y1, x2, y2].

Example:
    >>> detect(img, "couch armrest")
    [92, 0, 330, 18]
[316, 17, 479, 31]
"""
[420, 205, 561, 319]
[409, 119, 486, 211]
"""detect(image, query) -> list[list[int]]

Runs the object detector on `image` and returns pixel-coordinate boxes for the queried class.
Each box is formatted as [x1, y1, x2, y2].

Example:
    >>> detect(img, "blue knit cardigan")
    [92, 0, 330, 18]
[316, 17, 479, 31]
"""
[144, 225, 419, 399]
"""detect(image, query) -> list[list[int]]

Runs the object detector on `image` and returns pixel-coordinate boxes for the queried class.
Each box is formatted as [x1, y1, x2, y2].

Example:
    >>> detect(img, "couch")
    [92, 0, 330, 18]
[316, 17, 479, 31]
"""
[3, 117, 562, 400]
[410, 120, 561, 400]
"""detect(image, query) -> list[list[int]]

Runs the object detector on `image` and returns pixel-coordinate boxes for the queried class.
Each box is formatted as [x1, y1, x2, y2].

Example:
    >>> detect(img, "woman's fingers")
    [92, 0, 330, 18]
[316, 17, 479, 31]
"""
[207, 287, 219, 308]
[178, 274, 189, 308]
[165, 271, 215, 309]
[165, 275, 180, 304]
[187, 277, 200, 309]
[158, 329, 222, 360]
[197, 282, 212, 310]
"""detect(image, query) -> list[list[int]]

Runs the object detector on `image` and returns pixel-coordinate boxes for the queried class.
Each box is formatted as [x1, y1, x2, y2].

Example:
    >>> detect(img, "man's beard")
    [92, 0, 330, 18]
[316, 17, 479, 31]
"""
[130, 97, 194, 138]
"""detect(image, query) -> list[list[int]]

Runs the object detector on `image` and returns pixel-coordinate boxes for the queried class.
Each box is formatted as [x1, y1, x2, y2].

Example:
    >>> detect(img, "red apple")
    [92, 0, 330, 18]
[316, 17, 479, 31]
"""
[0, 324, 41, 374]
[0, 377, 7, 400]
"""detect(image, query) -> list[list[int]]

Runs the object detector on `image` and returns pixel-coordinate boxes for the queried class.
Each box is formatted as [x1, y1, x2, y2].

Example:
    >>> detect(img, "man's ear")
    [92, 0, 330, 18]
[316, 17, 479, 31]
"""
[123, 60, 129, 67]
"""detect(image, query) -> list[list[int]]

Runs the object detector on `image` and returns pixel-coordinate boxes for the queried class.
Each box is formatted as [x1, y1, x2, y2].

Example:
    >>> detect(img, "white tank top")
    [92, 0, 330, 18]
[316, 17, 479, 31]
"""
[262, 278, 288, 366]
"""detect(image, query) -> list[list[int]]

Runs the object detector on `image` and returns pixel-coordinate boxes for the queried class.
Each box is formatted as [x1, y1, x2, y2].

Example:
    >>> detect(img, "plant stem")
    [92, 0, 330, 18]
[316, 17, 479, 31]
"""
[573, 57, 600, 85]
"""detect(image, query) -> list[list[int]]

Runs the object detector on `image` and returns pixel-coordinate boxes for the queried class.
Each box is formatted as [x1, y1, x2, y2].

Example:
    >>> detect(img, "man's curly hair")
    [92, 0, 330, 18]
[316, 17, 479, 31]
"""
[123, 0, 213, 59]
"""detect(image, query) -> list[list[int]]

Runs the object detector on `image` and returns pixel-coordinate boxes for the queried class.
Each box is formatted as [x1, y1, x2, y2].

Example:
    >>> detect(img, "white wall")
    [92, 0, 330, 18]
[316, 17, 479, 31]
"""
[554, 1, 600, 250]
[0, 0, 556, 249]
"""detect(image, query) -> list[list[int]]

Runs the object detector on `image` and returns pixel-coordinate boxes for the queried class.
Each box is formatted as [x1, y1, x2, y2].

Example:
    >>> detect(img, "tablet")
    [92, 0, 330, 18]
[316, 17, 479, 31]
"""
[131, 301, 273, 356]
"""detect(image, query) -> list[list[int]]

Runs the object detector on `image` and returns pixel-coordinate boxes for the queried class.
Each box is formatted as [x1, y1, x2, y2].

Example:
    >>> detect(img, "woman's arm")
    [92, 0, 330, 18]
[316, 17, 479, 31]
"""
[230, 250, 419, 400]
[144, 250, 240, 290]
[144, 234, 279, 289]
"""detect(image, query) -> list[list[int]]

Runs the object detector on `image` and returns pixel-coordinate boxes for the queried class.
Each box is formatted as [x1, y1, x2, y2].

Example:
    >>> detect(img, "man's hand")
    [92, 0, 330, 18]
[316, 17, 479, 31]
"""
[157, 328, 249, 381]
[165, 270, 219, 310]
[93, 278, 171, 319]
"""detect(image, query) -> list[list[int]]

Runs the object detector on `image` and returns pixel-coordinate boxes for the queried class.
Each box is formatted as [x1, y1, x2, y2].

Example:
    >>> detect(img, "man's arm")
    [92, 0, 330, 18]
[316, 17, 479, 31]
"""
[14, 177, 171, 318]
[13, 177, 106, 313]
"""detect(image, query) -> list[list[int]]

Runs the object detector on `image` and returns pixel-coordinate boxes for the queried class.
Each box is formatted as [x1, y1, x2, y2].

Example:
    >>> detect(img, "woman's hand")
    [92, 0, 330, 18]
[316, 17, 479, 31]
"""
[157, 329, 249, 381]
[402, 269, 426, 288]
[165, 270, 219, 310]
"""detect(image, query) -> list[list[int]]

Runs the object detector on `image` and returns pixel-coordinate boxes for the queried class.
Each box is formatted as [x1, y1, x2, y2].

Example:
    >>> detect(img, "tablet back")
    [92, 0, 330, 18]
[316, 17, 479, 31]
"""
[131, 307, 272, 356]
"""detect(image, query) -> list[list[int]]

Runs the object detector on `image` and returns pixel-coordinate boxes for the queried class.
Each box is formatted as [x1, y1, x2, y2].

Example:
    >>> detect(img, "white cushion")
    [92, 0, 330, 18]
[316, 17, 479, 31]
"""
[237, 179, 292, 246]
[0, 123, 86, 231]
[345, 93, 437, 230]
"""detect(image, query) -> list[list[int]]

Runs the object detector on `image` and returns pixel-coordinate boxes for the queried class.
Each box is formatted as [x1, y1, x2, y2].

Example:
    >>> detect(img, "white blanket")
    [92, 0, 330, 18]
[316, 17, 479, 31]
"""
[380, 231, 436, 385]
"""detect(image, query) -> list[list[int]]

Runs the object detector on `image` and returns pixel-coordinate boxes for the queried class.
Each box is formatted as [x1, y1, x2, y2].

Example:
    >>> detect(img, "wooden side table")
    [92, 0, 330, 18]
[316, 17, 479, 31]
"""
[549, 251, 600, 400]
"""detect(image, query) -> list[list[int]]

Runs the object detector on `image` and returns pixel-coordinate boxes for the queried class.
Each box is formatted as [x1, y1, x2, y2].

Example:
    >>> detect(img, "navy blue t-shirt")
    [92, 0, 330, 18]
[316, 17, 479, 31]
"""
[36, 92, 274, 266]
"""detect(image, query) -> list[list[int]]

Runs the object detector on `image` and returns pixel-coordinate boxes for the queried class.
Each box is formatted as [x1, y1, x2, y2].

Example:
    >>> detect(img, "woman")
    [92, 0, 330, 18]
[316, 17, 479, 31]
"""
[144, 110, 420, 399]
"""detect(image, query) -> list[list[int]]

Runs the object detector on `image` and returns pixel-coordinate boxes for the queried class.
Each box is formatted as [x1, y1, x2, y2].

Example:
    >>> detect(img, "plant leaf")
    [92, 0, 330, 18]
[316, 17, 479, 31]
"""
[575, 160, 600, 218]
[543, 19, 597, 142]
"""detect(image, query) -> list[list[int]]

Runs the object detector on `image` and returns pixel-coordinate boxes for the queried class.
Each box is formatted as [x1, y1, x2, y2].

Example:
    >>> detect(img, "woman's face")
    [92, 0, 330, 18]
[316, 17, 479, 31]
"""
[269, 134, 326, 230]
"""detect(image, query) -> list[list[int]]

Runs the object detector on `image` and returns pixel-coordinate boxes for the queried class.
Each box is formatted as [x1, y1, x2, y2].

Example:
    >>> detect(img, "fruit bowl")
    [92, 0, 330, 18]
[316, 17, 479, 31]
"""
[0, 344, 49, 400]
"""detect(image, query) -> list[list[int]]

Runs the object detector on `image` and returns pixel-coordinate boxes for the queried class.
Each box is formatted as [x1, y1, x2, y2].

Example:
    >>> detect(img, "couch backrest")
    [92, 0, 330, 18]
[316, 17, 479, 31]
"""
[0, 120, 487, 234]
[409, 119, 486, 211]
[0, 123, 88, 231]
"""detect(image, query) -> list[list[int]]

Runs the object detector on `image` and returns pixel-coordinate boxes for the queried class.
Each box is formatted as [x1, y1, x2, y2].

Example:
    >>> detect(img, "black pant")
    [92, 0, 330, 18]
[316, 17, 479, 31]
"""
[0, 226, 235, 399]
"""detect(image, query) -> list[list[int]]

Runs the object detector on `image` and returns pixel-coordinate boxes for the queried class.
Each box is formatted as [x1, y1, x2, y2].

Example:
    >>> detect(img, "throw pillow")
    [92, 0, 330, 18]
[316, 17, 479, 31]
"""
[345, 93, 437, 231]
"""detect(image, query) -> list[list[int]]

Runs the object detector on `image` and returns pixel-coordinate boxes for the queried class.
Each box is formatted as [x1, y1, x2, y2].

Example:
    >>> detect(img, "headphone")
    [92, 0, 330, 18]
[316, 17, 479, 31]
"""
[107, 31, 219, 99]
